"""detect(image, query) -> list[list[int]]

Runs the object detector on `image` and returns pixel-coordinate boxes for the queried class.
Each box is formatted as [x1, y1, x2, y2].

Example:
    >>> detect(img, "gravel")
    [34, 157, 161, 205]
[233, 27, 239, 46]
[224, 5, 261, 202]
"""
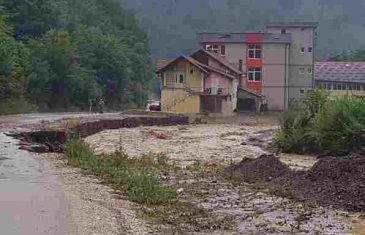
[38, 153, 151, 235]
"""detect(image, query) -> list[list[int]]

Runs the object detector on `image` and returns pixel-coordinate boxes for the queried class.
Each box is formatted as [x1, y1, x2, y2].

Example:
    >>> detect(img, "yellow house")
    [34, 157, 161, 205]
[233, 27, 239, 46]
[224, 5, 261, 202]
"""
[157, 51, 242, 114]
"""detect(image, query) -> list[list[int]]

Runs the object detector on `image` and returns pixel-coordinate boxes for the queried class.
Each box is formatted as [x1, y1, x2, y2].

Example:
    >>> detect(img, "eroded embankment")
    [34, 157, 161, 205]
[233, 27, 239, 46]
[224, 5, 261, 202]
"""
[9, 115, 189, 153]
[227, 154, 365, 212]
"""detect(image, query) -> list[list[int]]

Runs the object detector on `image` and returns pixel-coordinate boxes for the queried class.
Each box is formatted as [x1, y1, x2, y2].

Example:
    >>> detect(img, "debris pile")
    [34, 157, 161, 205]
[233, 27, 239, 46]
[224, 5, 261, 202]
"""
[228, 154, 290, 183]
[228, 154, 365, 212]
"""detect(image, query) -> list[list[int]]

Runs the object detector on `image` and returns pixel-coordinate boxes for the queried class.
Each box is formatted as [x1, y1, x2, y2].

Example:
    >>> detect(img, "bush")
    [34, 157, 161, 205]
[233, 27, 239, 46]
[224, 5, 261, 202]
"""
[313, 97, 365, 155]
[64, 139, 176, 204]
[275, 89, 365, 156]
[0, 98, 37, 115]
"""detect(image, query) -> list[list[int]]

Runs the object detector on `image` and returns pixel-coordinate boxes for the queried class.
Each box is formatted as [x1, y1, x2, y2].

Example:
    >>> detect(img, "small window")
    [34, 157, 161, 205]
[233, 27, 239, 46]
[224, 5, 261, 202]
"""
[308, 47, 313, 53]
[337, 83, 342, 90]
[221, 45, 226, 56]
[205, 44, 226, 56]
[300, 89, 305, 94]
[281, 28, 286, 34]
[299, 68, 305, 75]
[342, 83, 346, 90]
[248, 68, 262, 82]
[176, 73, 185, 84]
[248, 44, 262, 59]
[190, 69, 194, 74]
[308, 67, 312, 74]
[300, 47, 305, 53]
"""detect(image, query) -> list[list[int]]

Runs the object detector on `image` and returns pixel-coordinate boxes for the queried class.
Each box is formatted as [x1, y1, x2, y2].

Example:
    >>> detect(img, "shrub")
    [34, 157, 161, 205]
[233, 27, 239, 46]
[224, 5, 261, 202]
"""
[275, 89, 365, 156]
[0, 98, 37, 115]
[313, 97, 365, 155]
[64, 139, 176, 204]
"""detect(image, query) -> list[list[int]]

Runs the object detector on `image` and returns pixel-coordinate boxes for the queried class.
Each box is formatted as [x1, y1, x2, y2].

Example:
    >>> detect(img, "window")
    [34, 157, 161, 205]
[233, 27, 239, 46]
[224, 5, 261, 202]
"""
[337, 83, 342, 90]
[221, 45, 226, 56]
[248, 44, 262, 59]
[205, 44, 225, 56]
[190, 69, 194, 74]
[342, 83, 346, 90]
[308, 67, 312, 74]
[281, 28, 286, 34]
[300, 89, 305, 94]
[299, 68, 305, 75]
[300, 47, 305, 53]
[248, 68, 262, 82]
[327, 83, 332, 90]
[175, 73, 185, 84]
[308, 47, 313, 53]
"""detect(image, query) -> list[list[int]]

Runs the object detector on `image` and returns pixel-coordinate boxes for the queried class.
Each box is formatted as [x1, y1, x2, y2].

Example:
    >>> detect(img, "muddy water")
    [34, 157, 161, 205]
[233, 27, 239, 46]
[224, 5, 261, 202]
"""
[0, 133, 69, 234]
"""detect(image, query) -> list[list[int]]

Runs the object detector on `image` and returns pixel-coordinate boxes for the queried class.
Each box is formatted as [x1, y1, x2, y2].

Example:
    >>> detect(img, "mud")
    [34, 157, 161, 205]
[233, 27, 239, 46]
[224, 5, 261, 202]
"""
[227, 154, 290, 183]
[228, 153, 365, 212]
[86, 124, 361, 234]
[10, 115, 189, 153]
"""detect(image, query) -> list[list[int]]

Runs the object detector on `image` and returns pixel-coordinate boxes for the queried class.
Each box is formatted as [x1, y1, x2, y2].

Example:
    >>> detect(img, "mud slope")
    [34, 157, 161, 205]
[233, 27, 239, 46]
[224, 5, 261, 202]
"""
[228, 154, 365, 212]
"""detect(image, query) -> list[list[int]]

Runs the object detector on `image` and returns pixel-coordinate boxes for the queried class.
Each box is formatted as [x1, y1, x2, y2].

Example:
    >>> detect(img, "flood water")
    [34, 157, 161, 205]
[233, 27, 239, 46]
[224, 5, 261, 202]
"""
[0, 114, 70, 235]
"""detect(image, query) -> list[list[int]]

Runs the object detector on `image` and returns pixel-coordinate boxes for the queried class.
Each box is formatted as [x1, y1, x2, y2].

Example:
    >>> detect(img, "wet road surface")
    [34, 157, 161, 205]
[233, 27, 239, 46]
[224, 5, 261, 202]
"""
[0, 114, 75, 234]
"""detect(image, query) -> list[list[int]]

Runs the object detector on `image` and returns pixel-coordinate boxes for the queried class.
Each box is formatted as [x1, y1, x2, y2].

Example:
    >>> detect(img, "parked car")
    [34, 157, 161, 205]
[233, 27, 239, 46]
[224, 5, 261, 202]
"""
[147, 100, 161, 111]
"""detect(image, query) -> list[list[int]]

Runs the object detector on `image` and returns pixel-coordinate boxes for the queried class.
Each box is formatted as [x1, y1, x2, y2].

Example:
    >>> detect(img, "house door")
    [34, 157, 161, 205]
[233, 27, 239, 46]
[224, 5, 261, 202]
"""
[237, 98, 256, 112]
[201, 96, 222, 113]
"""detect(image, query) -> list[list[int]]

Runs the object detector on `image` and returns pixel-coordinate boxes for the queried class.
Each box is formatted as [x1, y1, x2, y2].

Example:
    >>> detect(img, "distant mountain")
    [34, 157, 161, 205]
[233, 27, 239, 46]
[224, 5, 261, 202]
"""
[121, 0, 365, 60]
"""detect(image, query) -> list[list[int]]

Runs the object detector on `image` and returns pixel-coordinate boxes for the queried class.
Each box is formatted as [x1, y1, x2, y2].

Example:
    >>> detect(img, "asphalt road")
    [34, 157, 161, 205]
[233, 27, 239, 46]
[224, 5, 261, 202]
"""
[0, 113, 82, 235]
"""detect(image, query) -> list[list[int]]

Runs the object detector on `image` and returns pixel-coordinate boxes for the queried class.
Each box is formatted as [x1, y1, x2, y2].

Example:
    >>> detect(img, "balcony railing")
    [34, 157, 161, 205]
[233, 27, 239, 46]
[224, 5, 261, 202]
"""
[203, 87, 229, 95]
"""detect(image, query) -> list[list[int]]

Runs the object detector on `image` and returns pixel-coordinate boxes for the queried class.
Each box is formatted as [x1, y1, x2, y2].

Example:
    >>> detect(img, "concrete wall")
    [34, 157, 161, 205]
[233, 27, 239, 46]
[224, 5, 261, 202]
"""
[163, 60, 204, 92]
[266, 27, 315, 105]
[261, 43, 288, 111]
[161, 59, 204, 113]
[161, 88, 200, 113]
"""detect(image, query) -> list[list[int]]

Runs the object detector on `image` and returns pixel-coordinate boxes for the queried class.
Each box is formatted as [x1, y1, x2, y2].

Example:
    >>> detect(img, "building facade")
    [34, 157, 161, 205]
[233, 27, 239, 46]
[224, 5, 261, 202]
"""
[157, 51, 241, 114]
[197, 22, 318, 111]
[315, 62, 365, 97]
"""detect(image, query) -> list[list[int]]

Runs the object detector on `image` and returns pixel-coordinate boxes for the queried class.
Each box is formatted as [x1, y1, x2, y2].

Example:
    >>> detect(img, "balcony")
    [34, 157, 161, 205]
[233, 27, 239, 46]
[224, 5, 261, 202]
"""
[203, 87, 229, 95]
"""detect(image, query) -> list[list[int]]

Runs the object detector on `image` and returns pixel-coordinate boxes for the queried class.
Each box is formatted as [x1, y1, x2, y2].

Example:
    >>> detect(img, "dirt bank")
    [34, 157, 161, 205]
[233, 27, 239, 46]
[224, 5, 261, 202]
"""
[10, 115, 189, 153]
[228, 154, 365, 212]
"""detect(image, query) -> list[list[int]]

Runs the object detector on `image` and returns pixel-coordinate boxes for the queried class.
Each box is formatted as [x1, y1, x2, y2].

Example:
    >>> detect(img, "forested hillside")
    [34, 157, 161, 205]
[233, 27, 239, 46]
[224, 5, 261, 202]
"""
[0, 0, 153, 113]
[121, 0, 365, 60]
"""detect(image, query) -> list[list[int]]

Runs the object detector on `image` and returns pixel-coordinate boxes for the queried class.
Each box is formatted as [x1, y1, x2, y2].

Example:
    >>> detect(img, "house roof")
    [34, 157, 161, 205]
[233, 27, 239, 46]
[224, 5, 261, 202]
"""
[196, 32, 292, 44]
[156, 59, 173, 70]
[191, 49, 243, 75]
[157, 56, 209, 74]
[238, 86, 263, 98]
[266, 22, 318, 28]
[315, 62, 365, 83]
[156, 52, 238, 80]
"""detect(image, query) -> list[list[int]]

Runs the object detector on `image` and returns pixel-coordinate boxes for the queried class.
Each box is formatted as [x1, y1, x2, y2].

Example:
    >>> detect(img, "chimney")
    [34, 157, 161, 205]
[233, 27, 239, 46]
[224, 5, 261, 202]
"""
[238, 60, 243, 87]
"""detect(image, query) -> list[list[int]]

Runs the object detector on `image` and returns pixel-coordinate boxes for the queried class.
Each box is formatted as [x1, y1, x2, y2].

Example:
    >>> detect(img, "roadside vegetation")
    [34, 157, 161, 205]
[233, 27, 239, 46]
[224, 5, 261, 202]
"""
[64, 139, 176, 204]
[0, 0, 155, 114]
[275, 89, 365, 155]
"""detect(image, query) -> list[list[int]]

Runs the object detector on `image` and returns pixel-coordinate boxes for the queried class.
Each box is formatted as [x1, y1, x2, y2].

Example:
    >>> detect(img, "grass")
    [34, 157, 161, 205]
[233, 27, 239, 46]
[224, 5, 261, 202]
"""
[0, 98, 37, 115]
[64, 139, 176, 205]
